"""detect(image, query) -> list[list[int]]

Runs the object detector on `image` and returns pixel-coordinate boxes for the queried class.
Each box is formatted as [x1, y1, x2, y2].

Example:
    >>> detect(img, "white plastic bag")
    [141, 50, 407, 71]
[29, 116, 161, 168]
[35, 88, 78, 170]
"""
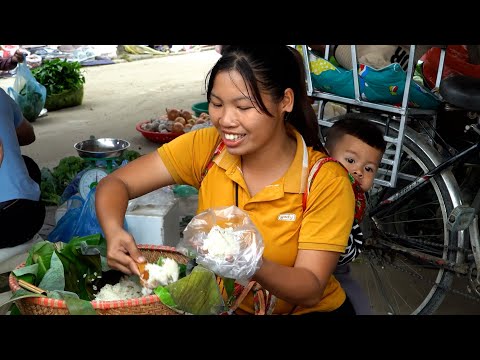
[126, 187, 175, 212]
[177, 205, 264, 285]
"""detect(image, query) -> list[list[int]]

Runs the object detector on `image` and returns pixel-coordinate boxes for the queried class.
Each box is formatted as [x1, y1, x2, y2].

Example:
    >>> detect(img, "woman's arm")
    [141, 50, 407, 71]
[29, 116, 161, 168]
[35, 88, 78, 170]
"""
[95, 151, 175, 275]
[253, 249, 340, 307]
[254, 169, 354, 308]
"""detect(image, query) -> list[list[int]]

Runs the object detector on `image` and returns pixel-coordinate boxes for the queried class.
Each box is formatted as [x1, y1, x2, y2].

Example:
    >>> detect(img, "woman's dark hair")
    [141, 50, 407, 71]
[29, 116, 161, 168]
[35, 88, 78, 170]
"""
[205, 45, 323, 151]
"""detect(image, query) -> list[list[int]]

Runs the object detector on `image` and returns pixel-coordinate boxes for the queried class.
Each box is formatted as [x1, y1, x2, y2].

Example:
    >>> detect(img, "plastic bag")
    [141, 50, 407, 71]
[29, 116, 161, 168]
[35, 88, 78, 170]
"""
[177, 205, 264, 285]
[49, 188, 126, 243]
[7, 61, 46, 122]
[126, 187, 175, 212]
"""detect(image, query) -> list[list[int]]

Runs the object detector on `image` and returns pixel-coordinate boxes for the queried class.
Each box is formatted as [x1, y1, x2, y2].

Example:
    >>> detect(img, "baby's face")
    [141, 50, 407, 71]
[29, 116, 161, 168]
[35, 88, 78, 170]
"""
[329, 134, 383, 192]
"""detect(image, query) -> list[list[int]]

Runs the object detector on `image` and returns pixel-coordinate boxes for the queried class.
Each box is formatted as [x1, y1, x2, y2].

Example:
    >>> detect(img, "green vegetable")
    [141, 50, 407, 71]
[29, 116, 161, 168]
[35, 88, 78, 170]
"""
[32, 59, 85, 96]
[52, 156, 87, 190]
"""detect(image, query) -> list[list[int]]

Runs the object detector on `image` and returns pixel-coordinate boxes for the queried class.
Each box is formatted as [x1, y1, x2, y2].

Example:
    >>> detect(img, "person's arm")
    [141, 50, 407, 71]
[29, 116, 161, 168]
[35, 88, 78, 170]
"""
[0, 50, 24, 71]
[16, 117, 35, 146]
[253, 171, 354, 308]
[253, 250, 341, 307]
[95, 151, 176, 275]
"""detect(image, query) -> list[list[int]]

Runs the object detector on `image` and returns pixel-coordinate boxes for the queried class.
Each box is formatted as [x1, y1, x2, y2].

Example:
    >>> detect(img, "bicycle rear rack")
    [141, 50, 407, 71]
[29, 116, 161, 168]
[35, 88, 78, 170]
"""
[299, 45, 447, 188]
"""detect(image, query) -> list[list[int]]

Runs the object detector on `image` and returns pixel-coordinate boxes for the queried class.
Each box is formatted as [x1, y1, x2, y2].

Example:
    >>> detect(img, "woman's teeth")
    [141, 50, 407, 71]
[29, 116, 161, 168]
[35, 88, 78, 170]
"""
[225, 134, 244, 141]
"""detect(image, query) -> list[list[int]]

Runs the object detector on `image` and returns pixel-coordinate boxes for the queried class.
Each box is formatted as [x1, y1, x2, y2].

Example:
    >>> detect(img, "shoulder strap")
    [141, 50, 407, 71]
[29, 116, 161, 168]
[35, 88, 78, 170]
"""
[200, 140, 225, 183]
[302, 157, 366, 222]
[302, 157, 339, 211]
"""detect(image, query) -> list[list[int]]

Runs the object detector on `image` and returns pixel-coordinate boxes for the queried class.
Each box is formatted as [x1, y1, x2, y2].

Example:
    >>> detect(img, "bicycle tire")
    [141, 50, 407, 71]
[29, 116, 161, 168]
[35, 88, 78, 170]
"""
[322, 113, 462, 315]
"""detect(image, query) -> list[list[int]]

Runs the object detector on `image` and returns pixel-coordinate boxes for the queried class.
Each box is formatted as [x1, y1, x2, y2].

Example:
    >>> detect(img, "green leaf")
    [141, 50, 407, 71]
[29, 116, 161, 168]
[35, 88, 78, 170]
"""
[56, 238, 104, 300]
[26, 241, 55, 284]
[12, 263, 38, 278]
[38, 252, 65, 291]
[0, 289, 45, 309]
[64, 297, 96, 315]
[223, 278, 235, 299]
[9, 304, 21, 315]
[166, 266, 226, 315]
[18, 257, 40, 284]
[178, 264, 187, 278]
[48, 290, 79, 300]
[154, 286, 176, 307]
[31, 59, 85, 96]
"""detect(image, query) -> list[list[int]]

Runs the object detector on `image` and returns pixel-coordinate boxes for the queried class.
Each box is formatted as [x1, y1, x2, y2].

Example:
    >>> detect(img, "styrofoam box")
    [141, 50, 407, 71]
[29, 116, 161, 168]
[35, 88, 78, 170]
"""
[55, 199, 180, 247]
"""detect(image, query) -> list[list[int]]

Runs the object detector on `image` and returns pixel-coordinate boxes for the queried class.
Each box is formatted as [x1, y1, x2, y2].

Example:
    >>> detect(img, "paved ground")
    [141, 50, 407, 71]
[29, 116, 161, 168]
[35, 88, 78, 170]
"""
[1, 48, 479, 315]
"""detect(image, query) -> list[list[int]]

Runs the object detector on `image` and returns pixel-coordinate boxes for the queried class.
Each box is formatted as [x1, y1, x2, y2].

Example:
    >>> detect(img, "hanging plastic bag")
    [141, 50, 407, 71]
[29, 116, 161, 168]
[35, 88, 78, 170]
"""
[177, 205, 264, 285]
[7, 61, 46, 122]
[48, 188, 128, 243]
[48, 196, 85, 243]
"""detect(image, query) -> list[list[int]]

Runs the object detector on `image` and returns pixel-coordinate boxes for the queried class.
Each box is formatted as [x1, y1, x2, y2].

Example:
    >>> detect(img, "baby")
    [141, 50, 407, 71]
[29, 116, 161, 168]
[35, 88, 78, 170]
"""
[324, 116, 386, 314]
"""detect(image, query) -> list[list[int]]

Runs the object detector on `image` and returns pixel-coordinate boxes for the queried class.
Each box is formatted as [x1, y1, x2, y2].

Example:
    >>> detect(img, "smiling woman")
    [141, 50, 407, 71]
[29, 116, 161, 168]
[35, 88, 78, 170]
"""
[95, 45, 356, 315]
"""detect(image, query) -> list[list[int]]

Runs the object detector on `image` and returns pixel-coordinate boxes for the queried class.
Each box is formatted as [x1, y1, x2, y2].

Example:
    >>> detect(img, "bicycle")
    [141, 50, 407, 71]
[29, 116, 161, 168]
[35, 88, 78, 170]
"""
[300, 45, 480, 314]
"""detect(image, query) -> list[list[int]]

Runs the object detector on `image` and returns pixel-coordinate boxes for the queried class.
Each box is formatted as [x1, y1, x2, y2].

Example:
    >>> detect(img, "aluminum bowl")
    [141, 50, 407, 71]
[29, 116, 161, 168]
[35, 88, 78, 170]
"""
[74, 138, 130, 159]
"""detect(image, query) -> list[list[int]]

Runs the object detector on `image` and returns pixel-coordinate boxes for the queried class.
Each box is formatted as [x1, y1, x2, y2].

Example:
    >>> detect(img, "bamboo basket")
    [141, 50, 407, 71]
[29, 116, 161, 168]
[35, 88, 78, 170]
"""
[8, 245, 189, 315]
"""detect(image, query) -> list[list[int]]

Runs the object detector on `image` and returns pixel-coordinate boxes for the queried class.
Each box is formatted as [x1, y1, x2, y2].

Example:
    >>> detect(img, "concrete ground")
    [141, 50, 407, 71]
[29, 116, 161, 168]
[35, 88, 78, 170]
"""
[1, 48, 479, 315]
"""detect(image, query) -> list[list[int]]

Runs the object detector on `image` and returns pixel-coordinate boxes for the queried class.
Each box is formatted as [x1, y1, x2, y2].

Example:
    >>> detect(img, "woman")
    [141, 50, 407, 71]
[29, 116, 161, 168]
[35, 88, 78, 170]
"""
[96, 45, 355, 315]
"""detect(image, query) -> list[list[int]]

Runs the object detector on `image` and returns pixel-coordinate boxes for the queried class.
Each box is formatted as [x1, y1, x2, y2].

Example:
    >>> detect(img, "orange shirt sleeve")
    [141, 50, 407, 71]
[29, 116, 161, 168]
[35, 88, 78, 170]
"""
[157, 127, 220, 188]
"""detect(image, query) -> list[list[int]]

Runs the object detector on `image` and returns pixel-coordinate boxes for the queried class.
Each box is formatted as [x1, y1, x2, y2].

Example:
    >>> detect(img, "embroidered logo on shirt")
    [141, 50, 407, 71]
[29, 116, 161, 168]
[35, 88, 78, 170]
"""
[278, 213, 296, 221]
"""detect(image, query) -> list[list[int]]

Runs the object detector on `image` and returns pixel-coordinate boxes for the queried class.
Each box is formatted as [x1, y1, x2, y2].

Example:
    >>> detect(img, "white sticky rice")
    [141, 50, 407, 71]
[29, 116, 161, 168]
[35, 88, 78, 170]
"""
[94, 276, 143, 301]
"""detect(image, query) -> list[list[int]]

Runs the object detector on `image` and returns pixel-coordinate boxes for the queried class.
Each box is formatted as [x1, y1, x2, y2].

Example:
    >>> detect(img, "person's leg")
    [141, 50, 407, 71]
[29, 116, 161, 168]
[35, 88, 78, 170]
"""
[0, 199, 45, 248]
[335, 264, 373, 315]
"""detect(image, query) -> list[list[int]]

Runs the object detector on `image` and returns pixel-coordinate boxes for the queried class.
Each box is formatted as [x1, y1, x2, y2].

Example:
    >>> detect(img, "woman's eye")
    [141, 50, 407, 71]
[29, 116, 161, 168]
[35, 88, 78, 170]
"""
[238, 106, 253, 111]
[211, 103, 222, 108]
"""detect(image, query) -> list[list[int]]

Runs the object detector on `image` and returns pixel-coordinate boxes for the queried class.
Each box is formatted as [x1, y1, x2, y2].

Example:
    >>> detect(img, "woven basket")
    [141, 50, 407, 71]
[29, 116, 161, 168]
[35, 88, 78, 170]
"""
[8, 245, 189, 315]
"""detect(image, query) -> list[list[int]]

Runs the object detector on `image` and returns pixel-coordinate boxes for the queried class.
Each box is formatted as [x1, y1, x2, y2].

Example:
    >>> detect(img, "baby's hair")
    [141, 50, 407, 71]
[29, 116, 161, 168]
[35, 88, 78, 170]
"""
[325, 117, 387, 154]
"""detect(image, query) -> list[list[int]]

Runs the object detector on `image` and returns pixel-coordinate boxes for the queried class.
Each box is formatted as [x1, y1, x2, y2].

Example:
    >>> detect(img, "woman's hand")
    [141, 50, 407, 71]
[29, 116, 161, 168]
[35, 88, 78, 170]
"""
[105, 228, 145, 276]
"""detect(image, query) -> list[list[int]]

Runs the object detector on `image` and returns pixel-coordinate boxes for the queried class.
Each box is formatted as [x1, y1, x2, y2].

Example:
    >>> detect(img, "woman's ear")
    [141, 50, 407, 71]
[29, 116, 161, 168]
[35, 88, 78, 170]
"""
[282, 88, 294, 113]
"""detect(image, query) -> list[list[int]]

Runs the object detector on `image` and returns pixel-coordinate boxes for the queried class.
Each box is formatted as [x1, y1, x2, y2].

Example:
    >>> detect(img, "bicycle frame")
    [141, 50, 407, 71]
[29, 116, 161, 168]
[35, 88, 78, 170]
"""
[370, 136, 480, 218]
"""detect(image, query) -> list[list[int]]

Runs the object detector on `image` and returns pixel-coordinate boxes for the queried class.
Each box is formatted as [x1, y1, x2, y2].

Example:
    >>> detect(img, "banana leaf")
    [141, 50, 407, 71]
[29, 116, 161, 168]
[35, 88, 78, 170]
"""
[165, 266, 226, 315]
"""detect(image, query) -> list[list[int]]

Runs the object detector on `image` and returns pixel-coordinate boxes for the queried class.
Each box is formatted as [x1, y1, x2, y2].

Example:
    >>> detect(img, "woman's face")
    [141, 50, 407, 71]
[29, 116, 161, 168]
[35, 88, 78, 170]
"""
[209, 70, 290, 156]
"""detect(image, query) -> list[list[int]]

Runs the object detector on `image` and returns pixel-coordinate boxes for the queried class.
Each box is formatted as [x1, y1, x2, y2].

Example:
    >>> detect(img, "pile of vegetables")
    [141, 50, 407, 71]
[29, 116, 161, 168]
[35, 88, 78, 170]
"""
[31, 59, 85, 96]
[40, 151, 141, 205]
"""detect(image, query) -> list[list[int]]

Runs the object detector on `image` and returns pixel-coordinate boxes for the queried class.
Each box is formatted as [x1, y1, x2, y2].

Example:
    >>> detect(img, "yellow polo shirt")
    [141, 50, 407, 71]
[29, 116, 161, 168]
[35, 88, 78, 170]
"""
[158, 126, 355, 314]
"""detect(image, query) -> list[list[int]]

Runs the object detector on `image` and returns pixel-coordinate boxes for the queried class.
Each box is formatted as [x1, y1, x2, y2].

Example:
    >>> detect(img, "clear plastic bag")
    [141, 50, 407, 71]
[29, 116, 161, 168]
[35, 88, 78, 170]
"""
[126, 187, 175, 212]
[7, 61, 46, 122]
[177, 205, 264, 285]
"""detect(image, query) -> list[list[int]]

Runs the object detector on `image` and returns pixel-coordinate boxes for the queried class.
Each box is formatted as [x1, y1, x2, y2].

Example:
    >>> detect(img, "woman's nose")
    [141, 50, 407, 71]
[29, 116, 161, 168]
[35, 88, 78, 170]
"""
[218, 107, 237, 127]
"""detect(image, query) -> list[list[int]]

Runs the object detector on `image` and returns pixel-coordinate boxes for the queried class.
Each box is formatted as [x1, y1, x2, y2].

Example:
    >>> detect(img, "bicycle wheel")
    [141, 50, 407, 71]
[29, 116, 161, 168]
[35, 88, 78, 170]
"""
[323, 113, 463, 315]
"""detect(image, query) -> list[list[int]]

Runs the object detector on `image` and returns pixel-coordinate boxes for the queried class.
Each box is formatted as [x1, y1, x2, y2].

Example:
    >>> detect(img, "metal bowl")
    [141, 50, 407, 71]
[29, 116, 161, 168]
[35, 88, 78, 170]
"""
[74, 138, 130, 159]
